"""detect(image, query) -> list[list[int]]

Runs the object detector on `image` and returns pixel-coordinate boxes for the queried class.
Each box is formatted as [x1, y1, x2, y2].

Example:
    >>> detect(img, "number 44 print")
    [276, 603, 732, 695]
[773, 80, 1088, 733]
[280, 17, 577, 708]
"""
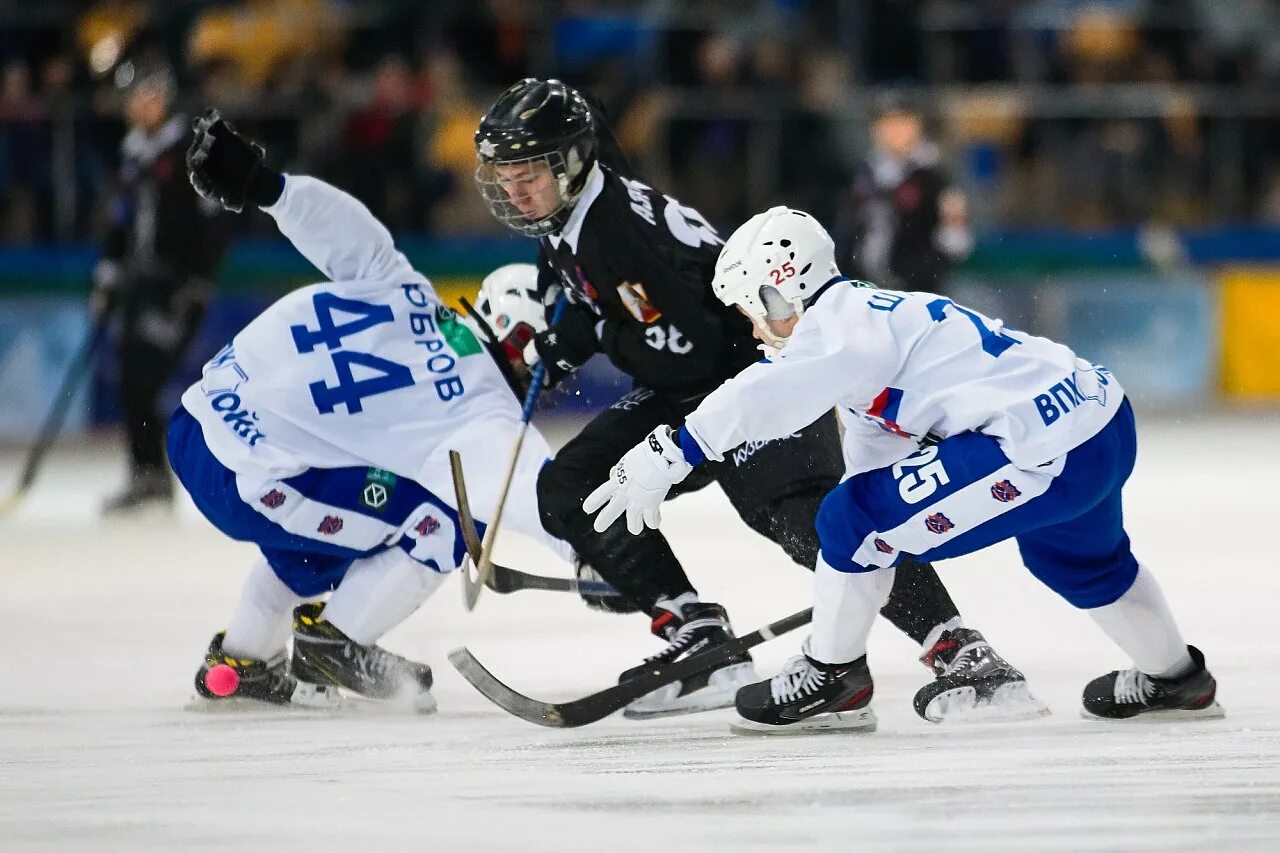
[290, 293, 414, 414]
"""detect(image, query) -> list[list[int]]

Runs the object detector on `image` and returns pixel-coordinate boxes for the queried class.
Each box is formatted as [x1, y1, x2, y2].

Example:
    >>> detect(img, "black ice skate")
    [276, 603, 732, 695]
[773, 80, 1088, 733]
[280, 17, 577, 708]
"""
[731, 654, 876, 735]
[290, 603, 436, 712]
[191, 631, 336, 709]
[913, 627, 1050, 723]
[102, 471, 173, 517]
[1082, 645, 1222, 721]
[619, 601, 759, 719]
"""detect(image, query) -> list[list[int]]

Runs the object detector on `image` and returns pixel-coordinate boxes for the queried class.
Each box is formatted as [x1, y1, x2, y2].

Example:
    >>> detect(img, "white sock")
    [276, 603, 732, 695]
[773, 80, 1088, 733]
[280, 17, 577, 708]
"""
[920, 616, 965, 653]
[323, 549, 448, 645]
[223, 556, 305, 660]
[807, 557, 894, 665]
[1088, 564, 1193, 678]
[655, 591, 699, 617]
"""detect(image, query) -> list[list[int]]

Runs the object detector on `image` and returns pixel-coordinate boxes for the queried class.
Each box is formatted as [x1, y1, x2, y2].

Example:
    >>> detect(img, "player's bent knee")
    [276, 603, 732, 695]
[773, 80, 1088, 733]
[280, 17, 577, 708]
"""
[1025, 554, 1140, 609]
[536, 461, 589, 535]
[814, 485, 879, 571]
[751, 492, 823, 569]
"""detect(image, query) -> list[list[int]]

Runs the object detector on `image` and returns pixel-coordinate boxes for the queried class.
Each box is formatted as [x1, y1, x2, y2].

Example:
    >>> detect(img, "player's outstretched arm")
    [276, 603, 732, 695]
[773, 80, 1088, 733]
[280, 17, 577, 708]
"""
[262, 174, 417, 287]
[583, 326, 867, 536]
[186, 108, 416, 286]
[681, 335, 859, 463]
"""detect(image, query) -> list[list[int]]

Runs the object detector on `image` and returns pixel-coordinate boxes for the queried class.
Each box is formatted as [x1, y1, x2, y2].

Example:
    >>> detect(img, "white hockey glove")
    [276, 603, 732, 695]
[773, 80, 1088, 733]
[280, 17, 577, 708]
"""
[583, 426, 693, 535]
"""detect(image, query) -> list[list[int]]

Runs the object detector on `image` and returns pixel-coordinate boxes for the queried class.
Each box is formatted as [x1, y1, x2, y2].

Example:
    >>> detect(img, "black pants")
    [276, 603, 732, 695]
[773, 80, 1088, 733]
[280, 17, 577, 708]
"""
[537, 387, 960, 645]
[117, 276, 206, 476]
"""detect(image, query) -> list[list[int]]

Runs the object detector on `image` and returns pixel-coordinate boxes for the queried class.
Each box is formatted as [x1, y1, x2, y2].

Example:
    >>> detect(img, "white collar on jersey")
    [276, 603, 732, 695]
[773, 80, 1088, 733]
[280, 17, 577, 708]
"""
[547, 162, 605, 254]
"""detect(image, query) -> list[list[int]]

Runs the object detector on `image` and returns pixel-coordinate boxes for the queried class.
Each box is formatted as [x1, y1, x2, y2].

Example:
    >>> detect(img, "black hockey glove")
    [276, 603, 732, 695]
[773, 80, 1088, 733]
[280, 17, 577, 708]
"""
[186, 109, 282, 213]
[526, 307, 603, 388]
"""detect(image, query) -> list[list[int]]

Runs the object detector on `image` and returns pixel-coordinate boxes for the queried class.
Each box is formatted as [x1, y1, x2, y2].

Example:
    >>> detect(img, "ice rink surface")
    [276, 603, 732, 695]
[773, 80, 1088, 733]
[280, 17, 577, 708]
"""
[2, 412, 1279, 852]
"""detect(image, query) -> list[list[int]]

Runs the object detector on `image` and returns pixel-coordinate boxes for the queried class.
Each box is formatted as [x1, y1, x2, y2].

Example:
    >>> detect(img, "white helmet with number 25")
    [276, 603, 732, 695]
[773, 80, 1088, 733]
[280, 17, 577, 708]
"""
[711, 206, 839, 349]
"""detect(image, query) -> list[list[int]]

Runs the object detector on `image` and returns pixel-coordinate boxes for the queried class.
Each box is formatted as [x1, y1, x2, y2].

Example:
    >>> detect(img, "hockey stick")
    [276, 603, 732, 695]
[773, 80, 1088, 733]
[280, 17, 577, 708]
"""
[487, 563, 617, 596]
[459, 295, 568, 611]
[448, 449, 619, 598]
[448, 606, 813, 728]
[0, 299, 112, 518]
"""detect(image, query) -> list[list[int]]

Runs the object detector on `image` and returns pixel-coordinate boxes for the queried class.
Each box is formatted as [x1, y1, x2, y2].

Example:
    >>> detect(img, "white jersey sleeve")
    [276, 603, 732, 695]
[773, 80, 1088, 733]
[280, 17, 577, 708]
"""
[262, 175, 420, 287]
[684, 281, 1125, 474]
[682, 301, 901, 461]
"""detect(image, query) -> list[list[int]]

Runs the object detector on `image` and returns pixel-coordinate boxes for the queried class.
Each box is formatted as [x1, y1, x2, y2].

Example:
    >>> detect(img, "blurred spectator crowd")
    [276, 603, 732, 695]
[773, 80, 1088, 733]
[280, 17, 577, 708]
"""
[2, 0, 1280, 246]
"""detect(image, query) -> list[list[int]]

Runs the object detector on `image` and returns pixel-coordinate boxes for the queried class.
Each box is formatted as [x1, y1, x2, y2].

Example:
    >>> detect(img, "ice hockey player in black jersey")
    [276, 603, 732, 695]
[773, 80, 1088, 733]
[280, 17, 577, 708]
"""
[473, 78, 1043, 722]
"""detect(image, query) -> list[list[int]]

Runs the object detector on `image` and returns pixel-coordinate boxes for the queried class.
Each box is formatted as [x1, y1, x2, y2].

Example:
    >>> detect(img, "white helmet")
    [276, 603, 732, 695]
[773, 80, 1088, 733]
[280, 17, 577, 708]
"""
[711, 206, 839, 349]
[473, 263, 547, 360]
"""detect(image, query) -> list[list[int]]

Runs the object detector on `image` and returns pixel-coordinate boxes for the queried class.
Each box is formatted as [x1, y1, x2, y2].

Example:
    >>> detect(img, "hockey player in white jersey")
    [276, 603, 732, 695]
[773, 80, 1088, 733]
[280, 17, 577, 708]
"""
[586, 205, 1222, 732]
[170, 110, 565, 708]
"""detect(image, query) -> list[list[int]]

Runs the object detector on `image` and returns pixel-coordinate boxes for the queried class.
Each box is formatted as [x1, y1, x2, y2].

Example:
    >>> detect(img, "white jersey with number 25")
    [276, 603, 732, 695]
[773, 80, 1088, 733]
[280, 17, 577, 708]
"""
[682, 281, 1125, 477]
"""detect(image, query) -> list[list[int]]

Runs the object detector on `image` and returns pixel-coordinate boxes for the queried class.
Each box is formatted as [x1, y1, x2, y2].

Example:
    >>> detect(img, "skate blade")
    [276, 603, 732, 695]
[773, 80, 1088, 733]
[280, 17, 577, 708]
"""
[923, 682, 1052, 724]
[729, 708, 878, 736]
[1080, 700, 1224, 723]
[623, 663, 757, 720]
[298, 680, 439, 716]
[184, 683, 345, 713]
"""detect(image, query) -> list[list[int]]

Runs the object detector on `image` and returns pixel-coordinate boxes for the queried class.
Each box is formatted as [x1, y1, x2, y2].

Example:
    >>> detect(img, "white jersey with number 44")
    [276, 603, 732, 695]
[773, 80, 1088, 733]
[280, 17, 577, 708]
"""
[180, 175, 527, 497]
[682, 281, 1125, 476]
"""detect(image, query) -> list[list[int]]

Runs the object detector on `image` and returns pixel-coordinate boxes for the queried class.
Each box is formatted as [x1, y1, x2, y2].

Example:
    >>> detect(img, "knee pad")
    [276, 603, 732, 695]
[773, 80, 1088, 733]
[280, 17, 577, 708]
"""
[535, 460, 584, 537]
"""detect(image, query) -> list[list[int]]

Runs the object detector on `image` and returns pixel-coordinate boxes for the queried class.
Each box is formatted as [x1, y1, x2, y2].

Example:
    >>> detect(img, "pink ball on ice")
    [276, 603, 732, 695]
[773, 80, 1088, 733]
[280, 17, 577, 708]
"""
[204, 664, 240, 697]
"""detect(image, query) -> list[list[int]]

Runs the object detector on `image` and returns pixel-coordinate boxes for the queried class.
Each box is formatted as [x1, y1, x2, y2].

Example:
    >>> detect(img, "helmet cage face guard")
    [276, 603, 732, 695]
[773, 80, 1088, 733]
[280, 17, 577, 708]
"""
[475, 147, 585, 238]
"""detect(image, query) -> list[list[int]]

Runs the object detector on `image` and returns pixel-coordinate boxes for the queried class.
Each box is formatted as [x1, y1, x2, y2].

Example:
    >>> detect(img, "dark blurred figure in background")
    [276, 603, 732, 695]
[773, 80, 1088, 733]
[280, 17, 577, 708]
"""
[833, 96, 973, 295]
[92, 58, 229, 516]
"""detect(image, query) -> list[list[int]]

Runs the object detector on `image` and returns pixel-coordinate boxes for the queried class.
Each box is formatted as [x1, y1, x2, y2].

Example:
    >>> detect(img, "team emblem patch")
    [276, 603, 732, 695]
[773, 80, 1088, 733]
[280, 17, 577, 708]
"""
[260, 489, 286, 509]
[991, 480, 1022, 503]
[317, 515, 344, 535]
[617, 281, 663, 323]
[360, 468, 396, 512]
[874, 538, 894, 554]
[925, 513, 954, 534]
[415, 515, 441, 537]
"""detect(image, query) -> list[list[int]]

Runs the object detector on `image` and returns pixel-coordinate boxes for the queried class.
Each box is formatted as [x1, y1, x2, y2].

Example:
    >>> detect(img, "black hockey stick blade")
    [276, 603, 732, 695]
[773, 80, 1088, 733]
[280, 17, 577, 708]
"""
[448, 606, 813, 728]
[486, 563, 619, 597]
[448, 449, 619, 598]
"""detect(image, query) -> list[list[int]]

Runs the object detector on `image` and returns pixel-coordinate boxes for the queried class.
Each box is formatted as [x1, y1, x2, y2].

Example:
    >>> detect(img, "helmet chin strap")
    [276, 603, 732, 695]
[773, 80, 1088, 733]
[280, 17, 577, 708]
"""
[749, 304, 803, 357]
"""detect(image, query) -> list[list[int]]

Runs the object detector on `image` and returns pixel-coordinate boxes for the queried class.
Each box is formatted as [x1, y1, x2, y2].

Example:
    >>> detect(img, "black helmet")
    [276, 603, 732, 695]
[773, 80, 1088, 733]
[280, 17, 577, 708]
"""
[474, 78, 598, 238]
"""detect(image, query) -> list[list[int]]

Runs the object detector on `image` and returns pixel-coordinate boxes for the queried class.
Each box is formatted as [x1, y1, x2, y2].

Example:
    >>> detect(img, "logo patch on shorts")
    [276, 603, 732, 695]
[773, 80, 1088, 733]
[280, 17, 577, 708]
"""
[874, 538, 894, 554]
[317, 515, 344, 535]
[990, 480, 1022, 503]
[415, 515, 440, 537]
[260, 489, 286, 509]
[360, 468, 396, 512]
[925, 513, 954, 534]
